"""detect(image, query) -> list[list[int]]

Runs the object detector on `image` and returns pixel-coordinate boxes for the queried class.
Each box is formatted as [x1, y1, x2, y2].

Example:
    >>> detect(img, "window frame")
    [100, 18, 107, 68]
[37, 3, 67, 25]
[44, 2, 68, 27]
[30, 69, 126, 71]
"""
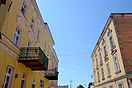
[21, 73, 27, 88]
[113, 54, 120, 73]
[103, 45, 107, 57]
[40, 80, 44, 88]
[37, 29, 41, 42]
[99, 53, 103, 66]
[13, 27, 21, 46]
[97, 71, 100, 82]
[109, 36, 115, 50]
[95, 58, 98, 69]
[30, 18, 35, 30]
[106, 62, 111, 77]
[101, 67, 105, 80]
[21, 1, 27, 17]
[3, 66, 14, 88]
[118, 82, 124, 88]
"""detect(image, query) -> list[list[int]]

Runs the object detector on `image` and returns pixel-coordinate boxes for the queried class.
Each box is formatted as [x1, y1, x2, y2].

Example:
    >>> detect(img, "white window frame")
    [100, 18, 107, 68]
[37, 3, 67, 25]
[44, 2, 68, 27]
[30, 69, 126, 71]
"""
[30, 18, 34, 30]
[3, 66, 14, 88]
[99, 53, 103, 63]
[109, 36, 115, 49]
[32, 79, 36, 88]
[96, 58, 98, 69]
[118, 82, 124, 88]
[97, 71, 100, 82]
[101, 67, 104, 80]
[21, 1, 27, 17]
[113, 54, 120, 73]
[106, 62, 111, 77]
[103, 45, 107, 57]
[21, 73, 27, 88]
[37, 29, 41, 42]
[13, 27, 21, 46]
[40, 80, 44, 88]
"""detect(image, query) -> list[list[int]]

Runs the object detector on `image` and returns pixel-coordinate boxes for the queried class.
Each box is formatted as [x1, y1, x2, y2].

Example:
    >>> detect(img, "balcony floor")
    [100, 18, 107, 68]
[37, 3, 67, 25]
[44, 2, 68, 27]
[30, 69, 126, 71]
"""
[18, 59, 47, 70]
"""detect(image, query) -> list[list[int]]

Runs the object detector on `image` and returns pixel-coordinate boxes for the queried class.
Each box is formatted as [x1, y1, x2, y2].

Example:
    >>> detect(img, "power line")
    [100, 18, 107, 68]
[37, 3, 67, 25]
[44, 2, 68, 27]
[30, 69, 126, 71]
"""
[58, 52, 89, 57]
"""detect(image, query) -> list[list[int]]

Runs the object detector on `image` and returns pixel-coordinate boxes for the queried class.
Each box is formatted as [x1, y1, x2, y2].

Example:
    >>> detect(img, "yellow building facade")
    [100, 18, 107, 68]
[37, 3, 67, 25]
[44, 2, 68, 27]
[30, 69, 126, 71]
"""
[91, 13, 132, 88]
[0, 0, 58, 88]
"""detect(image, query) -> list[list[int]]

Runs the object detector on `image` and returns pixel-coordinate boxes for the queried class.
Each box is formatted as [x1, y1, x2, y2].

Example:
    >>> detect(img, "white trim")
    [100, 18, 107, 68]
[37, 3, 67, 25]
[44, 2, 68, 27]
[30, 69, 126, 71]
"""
[0, 43, 18, 58]
[3, 66, 14, 88]
[2, 34, 20, 51]
[118, 82, 124, 88]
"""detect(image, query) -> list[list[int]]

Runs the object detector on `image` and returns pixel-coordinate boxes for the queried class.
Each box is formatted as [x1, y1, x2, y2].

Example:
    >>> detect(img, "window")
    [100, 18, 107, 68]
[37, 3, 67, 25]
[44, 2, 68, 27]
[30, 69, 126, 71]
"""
[37, 29, 41, 42]
[103, 46, 107, 57]
[3, 66, 14, 88]
[101, 67, 104, 80]
[118, 83, 124, 88]
[113, 55, 120, 73]
[96, 58, 98, 69]
[30, 19, 34, 30]
[40, 80, 44, 88]
[109, 86, 113, 88]
[106, 62, 111, 77]
[99, 53, 103, 64]
[97, 71, 100, 82]
[21, 73, 27, 88]
[32, 79, 36, 88]
[109, 36, 115, 49]
[31, 84, 36, 88]
[21, 1, 27, 17]
[13, 27, 21, 46]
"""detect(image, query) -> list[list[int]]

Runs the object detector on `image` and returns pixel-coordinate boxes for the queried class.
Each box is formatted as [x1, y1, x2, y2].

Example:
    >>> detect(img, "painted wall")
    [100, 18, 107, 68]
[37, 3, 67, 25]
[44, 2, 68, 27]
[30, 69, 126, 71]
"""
[0, 0, 57, 88]
[91, 14, 129, 88]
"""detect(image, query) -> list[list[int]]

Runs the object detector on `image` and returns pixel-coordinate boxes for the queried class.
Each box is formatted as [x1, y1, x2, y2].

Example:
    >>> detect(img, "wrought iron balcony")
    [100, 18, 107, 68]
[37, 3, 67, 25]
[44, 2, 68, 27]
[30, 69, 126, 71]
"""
[18, 47, 48, 71]
[45, 69, 59, 80]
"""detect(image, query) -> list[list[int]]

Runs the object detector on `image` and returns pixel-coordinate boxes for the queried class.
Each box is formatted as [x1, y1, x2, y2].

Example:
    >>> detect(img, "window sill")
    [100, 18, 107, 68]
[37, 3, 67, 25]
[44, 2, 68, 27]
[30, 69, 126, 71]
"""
[20, 11, 27, 21]
[100, 62, 103, 67]
[107, 75, 111, 78]
[96, 67, 99, 70]
[115, 70, 121, 74]
[102, 78, 105, 81]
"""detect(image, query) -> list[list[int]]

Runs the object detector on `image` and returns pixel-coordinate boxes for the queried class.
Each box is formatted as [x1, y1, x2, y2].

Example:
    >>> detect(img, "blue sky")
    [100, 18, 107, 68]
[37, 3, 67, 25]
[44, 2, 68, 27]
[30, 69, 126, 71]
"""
[36, 0, 132, 87]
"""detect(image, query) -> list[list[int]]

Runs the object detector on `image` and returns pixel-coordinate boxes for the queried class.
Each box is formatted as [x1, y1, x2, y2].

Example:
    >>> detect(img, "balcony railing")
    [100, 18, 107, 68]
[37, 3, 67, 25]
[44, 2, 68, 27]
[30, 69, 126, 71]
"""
[45, 69, 58, 80]
[18, 47, 48, 71]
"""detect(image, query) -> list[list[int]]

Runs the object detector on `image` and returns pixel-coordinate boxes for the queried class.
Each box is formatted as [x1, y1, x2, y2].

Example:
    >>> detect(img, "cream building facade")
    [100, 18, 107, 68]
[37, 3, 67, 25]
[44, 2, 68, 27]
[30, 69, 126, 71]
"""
[91, 13, 132, 88]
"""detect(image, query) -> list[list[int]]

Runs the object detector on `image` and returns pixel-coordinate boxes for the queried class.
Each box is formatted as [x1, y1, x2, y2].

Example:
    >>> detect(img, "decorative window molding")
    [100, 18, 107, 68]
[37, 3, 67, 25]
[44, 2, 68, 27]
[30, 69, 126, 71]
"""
[106, 62, 111, 77]
[101, 38, 106, 46]
[21, 1, 27, 18]
[99, 53, 103, 67]
[2, 66, 14, 88]
[101, 67, 105, 80]
[21, 73, 27, 88]
[113, 54, 121, 74]
[37, 29, 41, 42]
[118, 82, 124, 88]
[30, 18, 35, 30]
[13, 27, 21, 47]
[40, 80, 44, 88]
[107, 28, 112, 37]
[97, 71, 100, 83]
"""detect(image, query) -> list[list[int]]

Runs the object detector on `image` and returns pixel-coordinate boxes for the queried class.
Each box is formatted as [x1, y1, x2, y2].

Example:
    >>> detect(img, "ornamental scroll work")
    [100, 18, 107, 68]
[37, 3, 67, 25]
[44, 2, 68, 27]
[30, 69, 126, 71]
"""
[16, 14, 27, 30]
